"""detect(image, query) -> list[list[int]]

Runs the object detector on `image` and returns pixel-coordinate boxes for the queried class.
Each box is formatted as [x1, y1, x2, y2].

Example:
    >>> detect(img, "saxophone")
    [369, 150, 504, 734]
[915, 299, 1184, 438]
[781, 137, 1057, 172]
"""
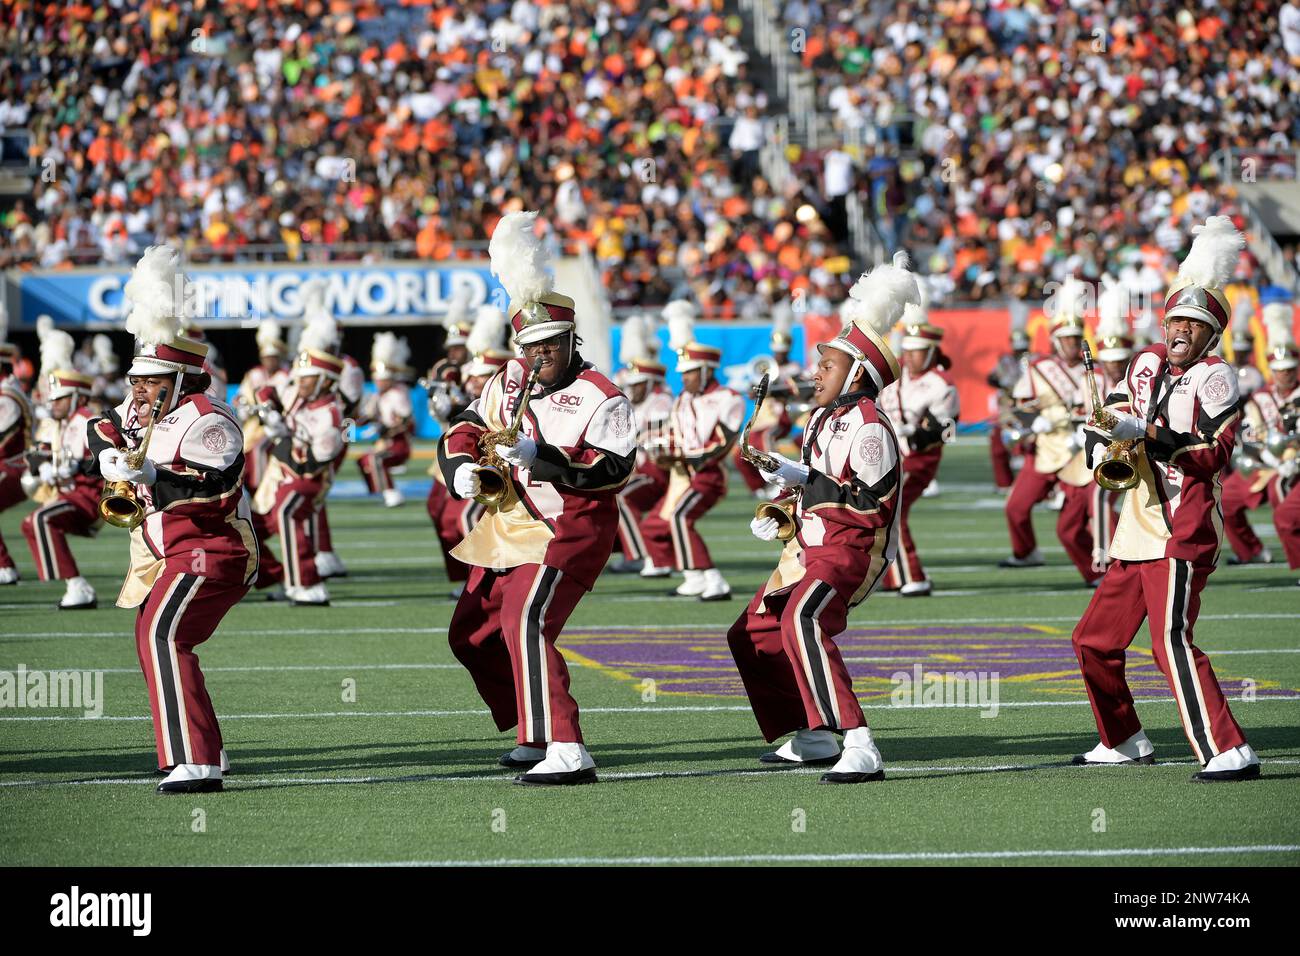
[475, 364, 541, 507]
[1081, 341, 1139, 491]
[99, 388, 169, 530]
[742, 373, 797, 541]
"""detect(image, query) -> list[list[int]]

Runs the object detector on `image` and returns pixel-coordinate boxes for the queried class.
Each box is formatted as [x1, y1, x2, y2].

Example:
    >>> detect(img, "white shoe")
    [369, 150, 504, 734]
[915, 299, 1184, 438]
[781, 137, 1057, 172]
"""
[1073, 729, 1155, 765]
[288, 583, 330, 606]
[58, 576, 97, 609]
[315, 550, 348, 578]
[699, 567, 731, 601]
[0, 566, 17, 585]
[998, 548, 1044, 568]
[1193, 744, 1261, 781]
[821, 727, 885, 782]
[675, 569, 707, 596]
[157, 763, 222, 793]
[900, 579, 932, 597]
[921, 480, 940, 498]
[640, 561, 672, 578]
[382, 488, 404, 508]
[762, 728, 840, 764]
[515, 742, 598, 786]
[1251, 548, 1272, 564]
[1046, 490, 1065, 511]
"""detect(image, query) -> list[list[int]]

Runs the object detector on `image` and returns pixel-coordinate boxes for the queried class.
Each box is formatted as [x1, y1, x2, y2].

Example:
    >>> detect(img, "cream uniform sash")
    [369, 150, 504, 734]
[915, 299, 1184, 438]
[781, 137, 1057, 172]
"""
[451, 372, 554, 570]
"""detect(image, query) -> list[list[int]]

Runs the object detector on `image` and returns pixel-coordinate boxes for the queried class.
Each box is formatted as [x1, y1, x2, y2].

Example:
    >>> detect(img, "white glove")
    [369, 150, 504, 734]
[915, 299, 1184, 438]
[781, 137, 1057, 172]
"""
[99, 448, 131, 483]
[56, 460, 77, 480]
[262, 409, 289, 440]
[453, 463, 482, 498]
[495, 434, 537, 468]
[896, 423, 916, 438]
[1095, 411, 1145, 442]
[19, 472, 39, 495]
[1069, 425, 1086, 453]
[750, 515, 780, 541]
[1030, 415, 1054, 435]
[1278, 458, 1300, 480]
[115, 458, 157, 486]
[38, 461, 55, 485]
[758, 452, 809, 488]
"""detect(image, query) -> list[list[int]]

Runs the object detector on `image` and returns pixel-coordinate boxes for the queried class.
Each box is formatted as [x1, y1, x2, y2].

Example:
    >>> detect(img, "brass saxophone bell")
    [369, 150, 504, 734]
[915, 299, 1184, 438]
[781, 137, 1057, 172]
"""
[1094, 450, 1139, 491]
[755, 500, 797, 541]
[473, 465, 511, 507]
[99, 481, 147, 529]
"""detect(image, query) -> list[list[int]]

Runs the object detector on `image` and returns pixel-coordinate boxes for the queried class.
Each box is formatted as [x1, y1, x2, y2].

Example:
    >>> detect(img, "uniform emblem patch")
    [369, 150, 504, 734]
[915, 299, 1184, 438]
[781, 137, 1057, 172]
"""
[609, 402, 632, 438]
[201, 424, 229, 453]
[860, 435, 883, 465]
[1204, 374, 1230, 404]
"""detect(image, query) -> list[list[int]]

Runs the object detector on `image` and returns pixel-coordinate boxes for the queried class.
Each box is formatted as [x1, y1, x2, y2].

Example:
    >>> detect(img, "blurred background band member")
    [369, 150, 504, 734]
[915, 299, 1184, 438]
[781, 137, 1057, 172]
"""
[1089, 277, 1137, 577]
[234, 319, 289, 494]
[988, 312, 1031, 493]
[86, 247, 257, 794]
[729, 254, 920, 783]
[437, 211, 636, 786]
[733, 316, 796, 498]
[0, 335, 33, 585]
[19, 332, 100, 609]
[1073, 217, 1259, 782]
[1256, 303, 1300, 576]
[878, 305, 957, 596]
[358, 332, 414, 508]
[639, 300, 744, 601]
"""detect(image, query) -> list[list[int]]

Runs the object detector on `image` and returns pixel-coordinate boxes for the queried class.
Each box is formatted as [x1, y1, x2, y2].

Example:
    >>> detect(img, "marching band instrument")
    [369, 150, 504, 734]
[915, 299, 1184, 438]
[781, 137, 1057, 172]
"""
[1081, 341, 1139, 492]
[474, 364, 541, 507]
[99, 388, 168, 530]
[741, 374, 797, 542]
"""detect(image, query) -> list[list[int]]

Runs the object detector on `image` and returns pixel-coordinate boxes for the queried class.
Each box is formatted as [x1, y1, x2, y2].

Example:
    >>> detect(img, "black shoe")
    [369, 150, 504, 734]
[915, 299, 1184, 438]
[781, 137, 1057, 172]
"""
[57, 601, 97, 610]
[608, 559, 644, 574]
[157, 778, 223, 794]
[514, 767, 598, 787]
[819, 770, 886, 784]
[1071, 753, 1156, 766]
[1191, 764, 1261, 783]
[699, 591, 732, 602]
[498, 751, 546, 769]
[760, 751, 838, 766]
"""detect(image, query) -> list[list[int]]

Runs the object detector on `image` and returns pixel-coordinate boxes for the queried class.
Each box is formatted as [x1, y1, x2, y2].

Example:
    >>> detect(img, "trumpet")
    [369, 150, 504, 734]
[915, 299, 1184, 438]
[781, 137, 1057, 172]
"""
[742, 373, 797, 542]
[475, 364, 541, 507]
[1081, 342, 1138, 492]
[99, 388, 168, 530]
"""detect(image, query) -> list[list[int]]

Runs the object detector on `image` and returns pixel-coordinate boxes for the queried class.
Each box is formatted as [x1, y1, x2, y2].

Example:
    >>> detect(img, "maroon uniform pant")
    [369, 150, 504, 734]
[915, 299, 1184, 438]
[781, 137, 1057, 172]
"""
[136, 571, 247, 769]
[1057, 482, 1103, 584]
[884, 448, 941, 589]
[359, 436, 410, 494]
[425, 479, 480, 583]
[254, 478, 324, 588]
[449, 563, 589, 745]
[1270, 477, 1300, 569]
[1004, 462, 1056, 559]
[641, 468, 726, 571]
[21, 489, 99, 580]
[990, 430, 1016, 488]
[616, 462, 667, 561]
[1072, 558, 1247, 765]
[727, 575, 868, 742]
[0, 463, 25, 570]
[1221, 470, 1268, 562]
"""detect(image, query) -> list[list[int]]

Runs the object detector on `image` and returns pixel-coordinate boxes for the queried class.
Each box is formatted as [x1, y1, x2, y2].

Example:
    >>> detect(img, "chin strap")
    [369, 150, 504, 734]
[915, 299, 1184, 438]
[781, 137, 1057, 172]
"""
[840, 359, 863, 396]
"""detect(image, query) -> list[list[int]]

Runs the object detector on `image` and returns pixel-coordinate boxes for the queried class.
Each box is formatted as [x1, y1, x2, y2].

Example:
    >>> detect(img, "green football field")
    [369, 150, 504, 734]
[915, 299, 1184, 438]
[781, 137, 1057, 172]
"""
[1, 442, 1297, 867]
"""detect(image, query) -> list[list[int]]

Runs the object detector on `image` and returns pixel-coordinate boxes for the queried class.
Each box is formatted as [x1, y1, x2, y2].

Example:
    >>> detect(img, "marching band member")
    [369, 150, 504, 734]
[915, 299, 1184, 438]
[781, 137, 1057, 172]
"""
[86, 247, 258, 793]
[1088, 277, 1136, 576]
[1229, 299, 1266, 398]
[610, 314, 673, 574]
[234, 319, 289, 493]
[1072, 217, 1260, 781]
[426, 286, 474, 391]
[728, 254, 918, 783]
[426, 304, 510, 597]
[734, 313, 796, 497]
[987, 312, 1031, 492]
[88, 333, 125, 412]
[358, 332, 414, 508]
[251, 346, 349, 606]
[877, 301, 957, 596]
[639, 301, 744, 600]
[1256, 302, 1300, 577]
[999, 278, 1100, 585]
[437, 210, 635, 785]
[19, 332, 100, 608]
[0, 327, 33, 585]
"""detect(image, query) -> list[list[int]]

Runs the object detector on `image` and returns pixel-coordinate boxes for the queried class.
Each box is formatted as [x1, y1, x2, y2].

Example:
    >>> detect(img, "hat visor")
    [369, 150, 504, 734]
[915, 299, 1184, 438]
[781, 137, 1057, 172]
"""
[901, 336, 938, 351]
[1097, 348, 1133, 362]
[1164, 305, 1221, 332]
[1268, 358, 1298, 371]
[515, 321, 574, 346]
[444, 335, 469, 347]
[675, 359, 718, 373]
[1051, 327, 1084, 339]
[128, 357, 189, 377]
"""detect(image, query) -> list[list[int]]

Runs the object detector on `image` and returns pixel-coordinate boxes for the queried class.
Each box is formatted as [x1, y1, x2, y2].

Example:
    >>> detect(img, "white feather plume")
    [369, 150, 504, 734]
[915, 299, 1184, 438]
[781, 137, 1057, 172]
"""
[1232, 295, 1255, 334]
[1095, 275, 1129, 338]
[36, 314, 54, 342]
[772, 306, 793, 340]
[1052, 275, 1088, 325]
[446, 285, 474, 328]
[621, 315, 648, 365]
[298, 313, 339, 354]
[256, 319, 282, 351]
[372, 332, 410, 369]
[300, 277, 330, 323]
[40, 329, 75, 376]
[92, 334, 113, 360]
[901, 272, 930, 327]
[488, 211, 553, 306]
[664, 299, 697, 351]
[841, 251, 921, 338]
[123, 246, 186, 346]
[1264, 302, 1295, 352]
[1176, 215, 1244, 292]
[467, 305, 509, 357]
